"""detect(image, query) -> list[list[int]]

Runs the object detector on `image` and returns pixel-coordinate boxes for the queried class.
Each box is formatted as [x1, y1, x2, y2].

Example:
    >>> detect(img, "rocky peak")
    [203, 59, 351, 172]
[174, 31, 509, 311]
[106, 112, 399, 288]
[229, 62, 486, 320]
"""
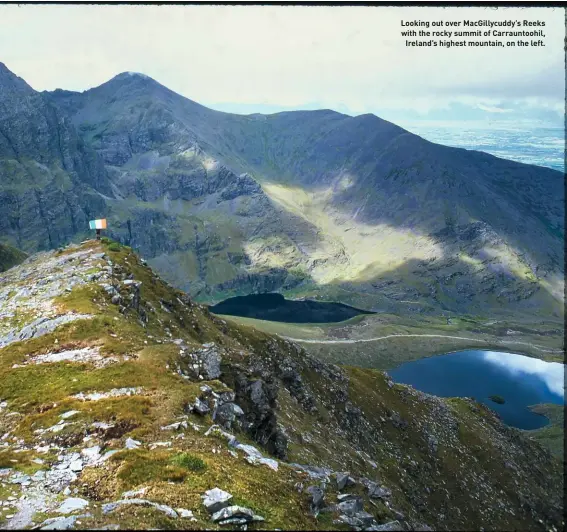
[114, 71, 153, 81]
[85, 70, 175, 102]
[103, 71, 157, 90]
[0, 62, 35, 97]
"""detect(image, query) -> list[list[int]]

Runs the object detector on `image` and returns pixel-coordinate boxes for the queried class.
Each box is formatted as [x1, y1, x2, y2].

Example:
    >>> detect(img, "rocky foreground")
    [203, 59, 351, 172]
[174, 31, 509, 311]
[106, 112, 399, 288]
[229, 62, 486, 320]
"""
[0, 240, 563, 530]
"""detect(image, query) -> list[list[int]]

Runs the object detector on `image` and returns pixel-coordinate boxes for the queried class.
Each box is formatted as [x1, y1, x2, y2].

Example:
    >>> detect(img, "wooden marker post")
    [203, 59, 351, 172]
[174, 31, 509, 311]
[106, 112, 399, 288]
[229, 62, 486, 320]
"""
[89, 219, 107, 240]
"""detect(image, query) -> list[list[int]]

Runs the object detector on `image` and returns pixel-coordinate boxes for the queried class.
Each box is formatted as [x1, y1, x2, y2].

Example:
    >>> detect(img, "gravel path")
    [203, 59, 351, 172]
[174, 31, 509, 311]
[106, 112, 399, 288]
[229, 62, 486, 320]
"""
[281, 333, 561, 353]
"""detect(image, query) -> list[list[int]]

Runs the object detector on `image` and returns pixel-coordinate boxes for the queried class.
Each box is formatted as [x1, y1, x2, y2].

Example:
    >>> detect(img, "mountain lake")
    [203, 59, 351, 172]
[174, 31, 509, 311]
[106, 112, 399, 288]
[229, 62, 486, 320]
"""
[388, 350, 565, 430]
[209, 292, 375, 323]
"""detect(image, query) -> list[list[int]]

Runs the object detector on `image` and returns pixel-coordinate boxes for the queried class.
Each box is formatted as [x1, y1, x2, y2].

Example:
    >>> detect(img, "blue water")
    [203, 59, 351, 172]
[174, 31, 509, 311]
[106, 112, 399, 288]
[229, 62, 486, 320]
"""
[389, 350, 565, 430]
[402, 124, 565, 173]
[209, 293, 373, 323]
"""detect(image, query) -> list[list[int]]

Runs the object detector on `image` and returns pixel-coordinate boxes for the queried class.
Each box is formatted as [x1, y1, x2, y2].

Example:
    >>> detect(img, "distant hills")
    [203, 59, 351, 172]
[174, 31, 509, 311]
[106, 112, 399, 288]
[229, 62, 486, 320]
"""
[0, 63, 563, 317]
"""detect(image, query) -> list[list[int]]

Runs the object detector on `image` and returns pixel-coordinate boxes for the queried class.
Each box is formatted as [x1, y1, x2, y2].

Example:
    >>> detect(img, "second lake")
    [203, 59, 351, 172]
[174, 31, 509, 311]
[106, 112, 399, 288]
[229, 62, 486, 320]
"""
[388, 350, 565, 430]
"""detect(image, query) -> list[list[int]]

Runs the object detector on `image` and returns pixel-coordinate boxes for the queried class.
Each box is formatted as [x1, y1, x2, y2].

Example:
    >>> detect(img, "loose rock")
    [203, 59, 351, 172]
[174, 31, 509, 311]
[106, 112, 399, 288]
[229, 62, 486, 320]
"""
[56, 498, 89, 514]
[202, 488, 233, 514]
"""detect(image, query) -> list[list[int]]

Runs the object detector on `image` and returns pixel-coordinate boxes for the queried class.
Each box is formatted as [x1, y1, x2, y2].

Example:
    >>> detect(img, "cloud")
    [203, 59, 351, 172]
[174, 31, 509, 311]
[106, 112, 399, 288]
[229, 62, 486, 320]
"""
[483, 351, 565, 398]
[476, 103, 512, 113]
[0, 5, 563, 118]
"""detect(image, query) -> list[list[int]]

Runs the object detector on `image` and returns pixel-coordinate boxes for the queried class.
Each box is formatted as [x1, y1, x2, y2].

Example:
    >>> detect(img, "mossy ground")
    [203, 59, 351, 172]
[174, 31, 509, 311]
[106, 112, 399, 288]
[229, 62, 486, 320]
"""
[0, 240, 563, 531]
[0, 241, 345, 529]
[525, 403, 564, 458]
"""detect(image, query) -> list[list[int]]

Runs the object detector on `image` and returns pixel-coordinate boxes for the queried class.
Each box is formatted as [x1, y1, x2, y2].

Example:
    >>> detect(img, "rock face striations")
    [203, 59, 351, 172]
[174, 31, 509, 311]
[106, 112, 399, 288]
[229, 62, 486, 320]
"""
[0, 63, 563, 316]
[0, 240, 563, 530]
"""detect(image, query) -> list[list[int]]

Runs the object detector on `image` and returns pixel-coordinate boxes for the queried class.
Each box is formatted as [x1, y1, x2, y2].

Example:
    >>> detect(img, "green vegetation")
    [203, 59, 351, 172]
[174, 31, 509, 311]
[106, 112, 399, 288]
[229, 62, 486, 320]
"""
[526, 403, 565, 458]
[112, 449, 199, 486]
[0, 240, 563, 531]
[489, 394, 506, 404]
[0, 242, 27, 272]
[170, 452, 207, 472]
[221, 311, 564, 370]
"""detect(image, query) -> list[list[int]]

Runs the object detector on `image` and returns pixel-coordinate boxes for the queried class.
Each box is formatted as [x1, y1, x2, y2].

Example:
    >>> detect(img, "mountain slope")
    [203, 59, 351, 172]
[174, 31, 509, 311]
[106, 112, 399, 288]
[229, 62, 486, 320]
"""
[0, 240, 563, 530]
[0, 63, 564, 320]
[1, 67, 319, 299]
[0, 62, 111, 252]
[0, 243, 26, 272]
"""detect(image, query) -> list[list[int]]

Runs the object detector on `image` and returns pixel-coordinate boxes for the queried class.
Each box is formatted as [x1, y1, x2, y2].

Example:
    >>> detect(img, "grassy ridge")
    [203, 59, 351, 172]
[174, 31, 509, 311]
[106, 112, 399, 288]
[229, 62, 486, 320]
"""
[0, 241, 563, 530]
[526, 404, 565, 458]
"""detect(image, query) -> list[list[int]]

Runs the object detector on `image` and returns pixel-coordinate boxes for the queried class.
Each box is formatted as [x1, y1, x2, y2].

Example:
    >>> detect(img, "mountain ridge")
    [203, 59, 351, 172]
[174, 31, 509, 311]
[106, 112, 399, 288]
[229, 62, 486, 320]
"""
[0, 63, 563, 321]
[0, 238, 562, 530]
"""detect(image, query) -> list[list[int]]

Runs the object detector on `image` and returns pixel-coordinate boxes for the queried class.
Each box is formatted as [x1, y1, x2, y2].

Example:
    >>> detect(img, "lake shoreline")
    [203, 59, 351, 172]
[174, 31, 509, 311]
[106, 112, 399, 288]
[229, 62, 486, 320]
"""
[387, 349, 564, 431]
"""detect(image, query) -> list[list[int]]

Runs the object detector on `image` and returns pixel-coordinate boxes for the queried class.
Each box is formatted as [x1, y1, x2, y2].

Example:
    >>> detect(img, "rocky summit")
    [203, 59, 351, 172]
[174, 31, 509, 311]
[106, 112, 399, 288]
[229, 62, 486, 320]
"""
[0, 239, 563, 530]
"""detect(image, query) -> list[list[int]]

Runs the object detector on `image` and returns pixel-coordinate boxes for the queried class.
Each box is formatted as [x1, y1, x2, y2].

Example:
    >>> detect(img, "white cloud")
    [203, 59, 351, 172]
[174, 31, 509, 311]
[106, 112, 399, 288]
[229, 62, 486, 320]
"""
[0, 5, 563, 116]
[483, 351, 565, 398]
[476, 103, 512, 113]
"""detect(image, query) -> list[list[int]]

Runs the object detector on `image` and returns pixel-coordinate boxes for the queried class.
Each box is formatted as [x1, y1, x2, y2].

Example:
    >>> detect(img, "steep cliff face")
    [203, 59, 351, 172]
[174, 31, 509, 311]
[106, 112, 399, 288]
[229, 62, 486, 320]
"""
[0, 63, 564, 317]
[42, 72, 325, 301]
[0, 63, 112, 252]
[0, 241, 562, 530]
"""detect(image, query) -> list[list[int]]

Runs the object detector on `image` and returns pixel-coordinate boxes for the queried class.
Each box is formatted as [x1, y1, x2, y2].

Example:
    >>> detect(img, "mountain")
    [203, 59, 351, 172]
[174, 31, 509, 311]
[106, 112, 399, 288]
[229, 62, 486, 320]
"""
[0, 64, 564, 320]
[0, 239, 562, 530]
[0, 242, 26, 272]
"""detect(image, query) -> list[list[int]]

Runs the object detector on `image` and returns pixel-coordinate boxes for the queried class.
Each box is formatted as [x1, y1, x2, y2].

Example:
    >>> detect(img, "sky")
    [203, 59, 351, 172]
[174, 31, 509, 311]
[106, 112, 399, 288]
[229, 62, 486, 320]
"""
[0, 4, 564, 125]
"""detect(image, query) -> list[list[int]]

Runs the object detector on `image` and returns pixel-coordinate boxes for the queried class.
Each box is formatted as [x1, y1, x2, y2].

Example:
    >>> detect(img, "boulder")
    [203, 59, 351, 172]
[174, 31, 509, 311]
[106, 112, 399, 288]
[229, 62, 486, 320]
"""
[40, 515, 84, 530]
[211, 505, 255, 523]
[102, 499, 177, 519]
[69, 459, 83, 472]
[336, 471, 356, 491]
[233, 443, 279, 471]
[306, 485, 325, 515]
[336, 514, 364, 527]
[337, 493, 359, 502]
[337, 496, 363, 516]
[215, 402, 245, 428]
[176, 508, 196, 520]
[217, 517, 249, 526]
[218, 390, 236, 404]
[199, 384, 213, 397]
[81, 446, 102, 463]
[367, 482, 392, 499]
[204, 424, 238, 446]
[125, 438, 141, 449]
[60, 410, 80, 419]
[56, 498, 89, 514]
[193, 397, 210, 415]
[202, 488, 233, 514]
[353, 511, 376, 527]
[200, 345, 222, 379]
